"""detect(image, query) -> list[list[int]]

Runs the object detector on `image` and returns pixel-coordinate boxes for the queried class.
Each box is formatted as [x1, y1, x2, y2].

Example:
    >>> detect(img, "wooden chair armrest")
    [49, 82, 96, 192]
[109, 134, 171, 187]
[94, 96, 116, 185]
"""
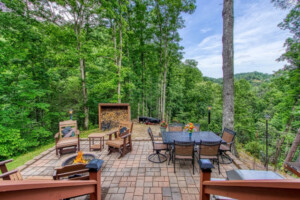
[0, 169, 18, 179]
[55, 133, 59, 139]
[76, 130, 80, 135]
[107, 130, 118, 136]
[0, 159, 13, 166]
[121, 133, 132, 139]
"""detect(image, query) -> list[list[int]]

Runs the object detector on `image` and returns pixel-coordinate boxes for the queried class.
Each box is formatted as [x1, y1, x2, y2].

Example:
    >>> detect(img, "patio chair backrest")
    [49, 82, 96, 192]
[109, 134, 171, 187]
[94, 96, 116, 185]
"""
[147, 127, 155, 148]
[199, 141, 221, 156]
[58, 120, 78, 139]
[117, 121, 133, 138]
[174, 140, 195, 156]
[222, 128, 236, 146]
[169, 123, 183, 132]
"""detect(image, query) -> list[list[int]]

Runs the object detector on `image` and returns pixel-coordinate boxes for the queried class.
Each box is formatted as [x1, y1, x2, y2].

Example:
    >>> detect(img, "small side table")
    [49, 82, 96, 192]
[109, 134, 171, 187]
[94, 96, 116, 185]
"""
[88, 133, 105, 151]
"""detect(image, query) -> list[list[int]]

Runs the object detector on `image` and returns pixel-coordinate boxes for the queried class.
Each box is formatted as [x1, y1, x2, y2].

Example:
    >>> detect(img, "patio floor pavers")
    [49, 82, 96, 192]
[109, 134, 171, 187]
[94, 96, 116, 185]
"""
[20, 139, 242, 200]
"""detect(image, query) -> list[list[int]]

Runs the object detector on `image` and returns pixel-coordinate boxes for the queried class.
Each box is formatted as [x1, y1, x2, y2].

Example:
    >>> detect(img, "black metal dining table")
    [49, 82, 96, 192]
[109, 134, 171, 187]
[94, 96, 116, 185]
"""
[161, 131, 226, 144]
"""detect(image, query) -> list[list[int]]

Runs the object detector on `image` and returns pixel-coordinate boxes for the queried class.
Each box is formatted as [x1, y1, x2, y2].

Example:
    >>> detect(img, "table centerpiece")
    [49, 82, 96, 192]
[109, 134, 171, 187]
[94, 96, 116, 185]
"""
[185, 122, 195, 138]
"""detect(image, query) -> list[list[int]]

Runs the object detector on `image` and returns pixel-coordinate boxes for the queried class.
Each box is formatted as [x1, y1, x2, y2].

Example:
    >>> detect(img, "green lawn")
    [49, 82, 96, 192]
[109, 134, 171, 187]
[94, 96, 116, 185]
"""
[7, 142, 54, 171]
[79, 128, 102, 138]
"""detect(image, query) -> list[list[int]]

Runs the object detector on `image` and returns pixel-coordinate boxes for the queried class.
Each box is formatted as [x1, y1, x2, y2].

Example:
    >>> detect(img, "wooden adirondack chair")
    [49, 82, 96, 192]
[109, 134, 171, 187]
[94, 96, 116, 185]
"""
[0, 159, 104, 200]
[55, 120, 80, 156]
[0, 159, 52, 181]
[106, 121, 133, 158]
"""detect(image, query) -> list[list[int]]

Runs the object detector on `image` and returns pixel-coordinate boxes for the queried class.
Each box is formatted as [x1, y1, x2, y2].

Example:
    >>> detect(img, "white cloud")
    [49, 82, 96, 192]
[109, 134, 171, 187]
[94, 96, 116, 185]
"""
[200, 28, 212, 33]
[180, 0, 290, 78]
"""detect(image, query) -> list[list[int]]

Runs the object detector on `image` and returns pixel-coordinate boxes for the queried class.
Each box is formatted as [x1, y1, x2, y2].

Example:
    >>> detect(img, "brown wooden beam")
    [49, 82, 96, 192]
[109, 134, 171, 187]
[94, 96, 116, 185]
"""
[203, 179, 300, 189]
[0, 180, 97, 200]
[89, 169, 101, 200]
[0, 183, 95, 200]
[284, 163, 300, 177]
[0, 180, 97, 192]
[204, 184, 300, 200]
[98, 103, 130, 106]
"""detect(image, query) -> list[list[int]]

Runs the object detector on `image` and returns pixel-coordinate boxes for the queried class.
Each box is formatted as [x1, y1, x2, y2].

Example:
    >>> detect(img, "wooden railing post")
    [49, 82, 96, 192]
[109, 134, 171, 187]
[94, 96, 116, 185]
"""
[86, 159, 104, 200]
[198, 159, 214, 200]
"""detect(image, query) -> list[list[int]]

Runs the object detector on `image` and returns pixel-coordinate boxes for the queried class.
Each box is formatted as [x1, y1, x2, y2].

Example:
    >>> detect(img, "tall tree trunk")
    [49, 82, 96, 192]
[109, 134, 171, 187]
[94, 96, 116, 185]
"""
[155, 0, 164, 120]
[138, 102, 140, 118]
[75, 19, 89, 130]
[118, 15, 122, 103]
[80, 59, 89, 129]
[162, 38, 168, 121]
[222, 0, 234, 130]
[141, 35, 145, 116]
[111, 20, 118, 66]
[285, 129, 300, 163]
[222, 0, 236, 155]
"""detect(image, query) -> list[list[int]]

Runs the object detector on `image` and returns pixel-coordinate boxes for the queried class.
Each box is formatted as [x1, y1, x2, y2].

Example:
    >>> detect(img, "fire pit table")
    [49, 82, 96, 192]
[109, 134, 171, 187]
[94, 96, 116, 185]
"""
[53, 152, 97, 180]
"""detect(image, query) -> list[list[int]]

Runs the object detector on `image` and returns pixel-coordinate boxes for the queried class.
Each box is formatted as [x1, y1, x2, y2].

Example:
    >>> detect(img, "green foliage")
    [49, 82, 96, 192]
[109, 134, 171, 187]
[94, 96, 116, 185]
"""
[205, 71, 272, 85]
[245, 141, 263, 158]
[0, 0, 298, 172]
[0, 126, 25, 159]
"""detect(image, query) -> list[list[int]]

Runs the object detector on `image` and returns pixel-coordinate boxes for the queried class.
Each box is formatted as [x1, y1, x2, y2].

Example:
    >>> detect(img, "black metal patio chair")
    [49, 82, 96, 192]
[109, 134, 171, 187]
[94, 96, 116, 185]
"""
[198, 140, 222, 174]
[172, 140, 196, 174]
[147, 127, 168, 163]
[219, 128, 236, 164]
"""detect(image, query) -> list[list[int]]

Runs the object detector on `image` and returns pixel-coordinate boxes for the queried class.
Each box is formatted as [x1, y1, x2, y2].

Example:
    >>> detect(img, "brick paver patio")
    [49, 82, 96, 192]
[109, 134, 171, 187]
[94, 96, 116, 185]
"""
[20, 139, 245, 200]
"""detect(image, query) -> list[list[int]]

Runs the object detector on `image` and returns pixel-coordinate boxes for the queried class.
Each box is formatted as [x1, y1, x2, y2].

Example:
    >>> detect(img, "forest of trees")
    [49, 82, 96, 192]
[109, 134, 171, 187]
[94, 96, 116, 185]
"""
[0, 0, 299, 170]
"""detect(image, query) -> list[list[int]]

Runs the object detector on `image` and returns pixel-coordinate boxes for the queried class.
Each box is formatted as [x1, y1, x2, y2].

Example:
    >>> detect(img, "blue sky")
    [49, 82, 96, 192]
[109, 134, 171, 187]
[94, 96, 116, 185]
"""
[178, 0, 291, 78]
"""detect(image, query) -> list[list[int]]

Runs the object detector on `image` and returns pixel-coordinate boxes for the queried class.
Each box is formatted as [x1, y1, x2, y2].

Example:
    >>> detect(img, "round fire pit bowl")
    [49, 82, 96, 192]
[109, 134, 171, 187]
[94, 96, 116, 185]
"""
[54, 152, 98, 180]
[62, 153, 96, 166]
[55, 152, 98, 169]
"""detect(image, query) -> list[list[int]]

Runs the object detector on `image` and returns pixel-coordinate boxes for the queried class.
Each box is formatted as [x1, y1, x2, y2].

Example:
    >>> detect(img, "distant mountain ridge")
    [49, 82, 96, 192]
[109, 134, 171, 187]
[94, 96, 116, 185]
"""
[204, 71, 272, 85]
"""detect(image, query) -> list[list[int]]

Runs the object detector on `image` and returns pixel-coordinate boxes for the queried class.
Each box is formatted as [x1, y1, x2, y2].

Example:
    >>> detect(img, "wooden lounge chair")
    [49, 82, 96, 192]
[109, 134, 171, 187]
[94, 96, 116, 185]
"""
[106, 121, 133, 158]
[0, 159, 52, 181]
[55, 120, 80, 156]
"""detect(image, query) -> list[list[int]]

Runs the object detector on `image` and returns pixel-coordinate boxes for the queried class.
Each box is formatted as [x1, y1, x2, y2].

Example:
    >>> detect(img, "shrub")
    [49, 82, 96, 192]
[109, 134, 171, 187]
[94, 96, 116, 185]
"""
[245, 141, 263, 158]
[0, 125, 25, 159]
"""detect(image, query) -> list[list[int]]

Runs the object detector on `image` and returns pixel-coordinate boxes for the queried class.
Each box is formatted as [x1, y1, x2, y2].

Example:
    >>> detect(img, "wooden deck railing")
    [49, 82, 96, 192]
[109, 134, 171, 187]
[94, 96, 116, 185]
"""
[0, 159, 103, 200]
[0, 179, 98, 200]
[199, 159, 300, 200]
